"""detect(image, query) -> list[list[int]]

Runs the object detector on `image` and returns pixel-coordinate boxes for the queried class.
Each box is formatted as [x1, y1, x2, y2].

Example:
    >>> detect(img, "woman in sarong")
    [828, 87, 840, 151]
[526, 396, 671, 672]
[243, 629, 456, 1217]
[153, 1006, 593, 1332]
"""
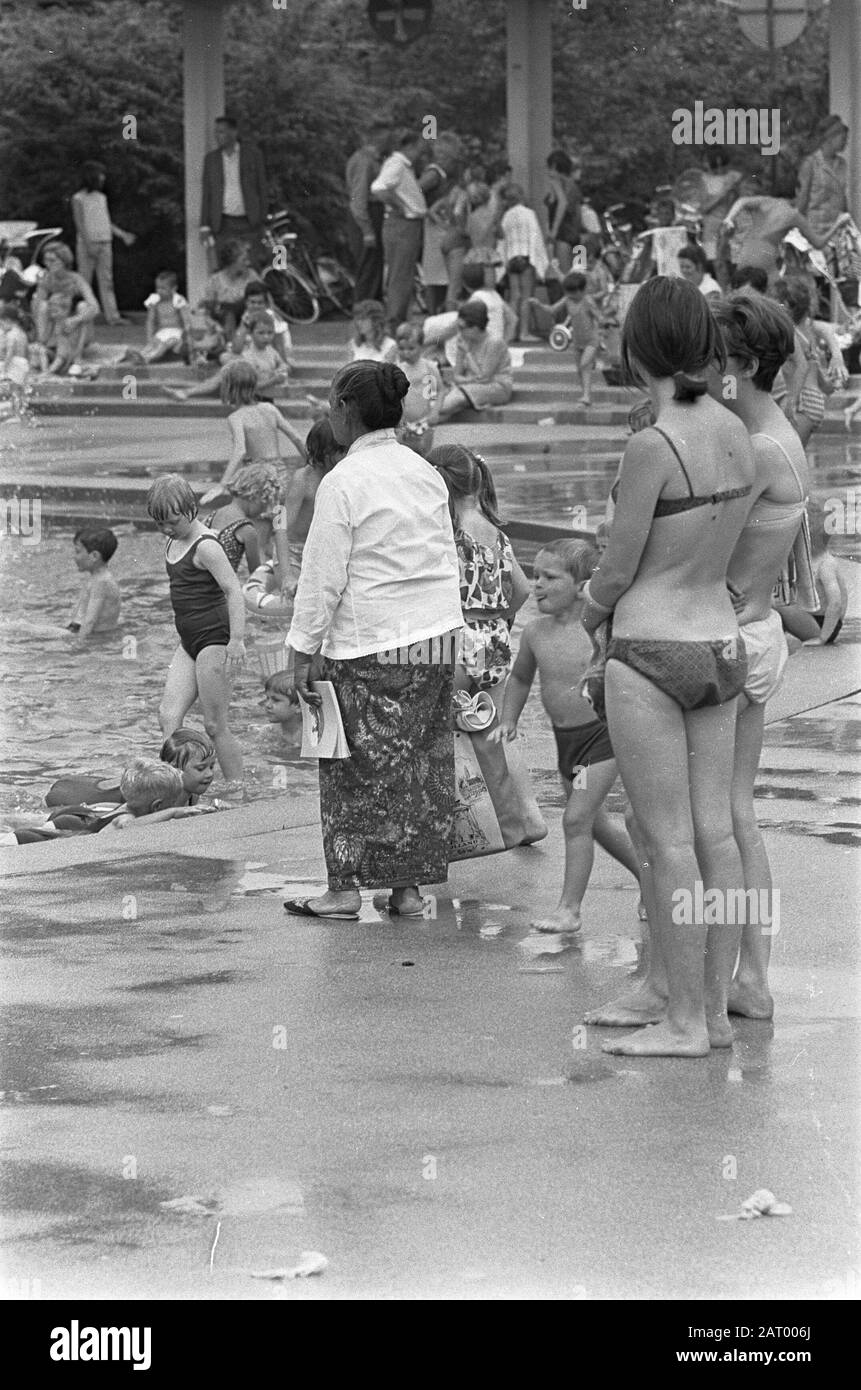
[283, 360, 463, 920]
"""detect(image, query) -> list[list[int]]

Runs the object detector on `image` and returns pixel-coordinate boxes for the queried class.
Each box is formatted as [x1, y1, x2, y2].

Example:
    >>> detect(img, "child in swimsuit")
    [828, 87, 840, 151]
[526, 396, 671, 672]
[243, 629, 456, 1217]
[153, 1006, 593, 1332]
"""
[493, 539, 641, 934]
[68, 526, 122, 637]
[8, 759, 207, 843]
[200, 360, 305, 507]
[261, 670, 302, 748]
[159, 727, 217, 804]
[146, 474, 246, 789]
[202, 461, 284, 575]
[546, 272, 601, 407]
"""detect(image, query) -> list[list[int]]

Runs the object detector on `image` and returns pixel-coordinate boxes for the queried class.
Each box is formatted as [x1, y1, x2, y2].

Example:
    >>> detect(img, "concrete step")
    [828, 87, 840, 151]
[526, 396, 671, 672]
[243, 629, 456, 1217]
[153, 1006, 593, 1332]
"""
[27, 392, 856, 434]
[31, 371, 633, 400]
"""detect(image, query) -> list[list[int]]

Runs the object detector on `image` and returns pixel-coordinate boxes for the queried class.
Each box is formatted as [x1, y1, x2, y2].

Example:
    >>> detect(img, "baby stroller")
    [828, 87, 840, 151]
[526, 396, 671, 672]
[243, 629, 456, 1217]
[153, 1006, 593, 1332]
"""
[0, 223, 64, 333]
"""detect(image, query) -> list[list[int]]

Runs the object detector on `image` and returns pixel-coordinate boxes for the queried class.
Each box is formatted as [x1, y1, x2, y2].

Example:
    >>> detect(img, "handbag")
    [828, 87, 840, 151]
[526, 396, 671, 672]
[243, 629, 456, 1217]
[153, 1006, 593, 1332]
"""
[448, 731, 507, 860]
[452, 689, 496, 732]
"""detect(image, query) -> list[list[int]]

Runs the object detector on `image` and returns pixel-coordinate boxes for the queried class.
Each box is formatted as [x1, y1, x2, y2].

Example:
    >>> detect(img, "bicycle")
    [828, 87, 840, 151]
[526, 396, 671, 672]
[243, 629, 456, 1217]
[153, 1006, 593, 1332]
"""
[259, 210, 355, 324]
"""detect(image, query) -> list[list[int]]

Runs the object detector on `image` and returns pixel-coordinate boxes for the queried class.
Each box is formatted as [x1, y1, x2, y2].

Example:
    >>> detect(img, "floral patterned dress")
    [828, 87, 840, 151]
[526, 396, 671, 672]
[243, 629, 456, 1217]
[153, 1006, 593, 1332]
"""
[456, 524, 515, 691]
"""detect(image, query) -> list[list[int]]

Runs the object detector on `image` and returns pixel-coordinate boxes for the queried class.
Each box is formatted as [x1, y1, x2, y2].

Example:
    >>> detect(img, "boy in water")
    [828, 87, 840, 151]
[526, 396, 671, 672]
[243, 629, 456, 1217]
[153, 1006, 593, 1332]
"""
[68, 527, 122, 637]
[261, 671, 302, 747]
[491, 539, 640, 933]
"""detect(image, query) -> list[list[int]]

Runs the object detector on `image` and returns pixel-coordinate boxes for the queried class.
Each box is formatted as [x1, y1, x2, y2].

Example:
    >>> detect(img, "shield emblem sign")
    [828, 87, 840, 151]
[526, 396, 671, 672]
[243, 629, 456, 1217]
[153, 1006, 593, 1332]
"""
[367, 0, 433, 46]
[733, 0, 812, 49]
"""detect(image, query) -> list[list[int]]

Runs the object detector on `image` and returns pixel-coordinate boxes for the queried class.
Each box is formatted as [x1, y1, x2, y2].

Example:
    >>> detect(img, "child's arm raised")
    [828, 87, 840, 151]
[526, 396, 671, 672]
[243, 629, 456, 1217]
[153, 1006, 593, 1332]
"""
[195, 538, 246, 670]
[490, 627, 537, 742]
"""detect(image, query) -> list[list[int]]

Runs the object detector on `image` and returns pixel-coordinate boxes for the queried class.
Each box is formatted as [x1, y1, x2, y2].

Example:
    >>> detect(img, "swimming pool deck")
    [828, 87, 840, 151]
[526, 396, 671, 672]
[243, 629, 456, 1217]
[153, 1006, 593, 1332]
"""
[1, 319, 859, 1299]
[0, 629, 858, 1301]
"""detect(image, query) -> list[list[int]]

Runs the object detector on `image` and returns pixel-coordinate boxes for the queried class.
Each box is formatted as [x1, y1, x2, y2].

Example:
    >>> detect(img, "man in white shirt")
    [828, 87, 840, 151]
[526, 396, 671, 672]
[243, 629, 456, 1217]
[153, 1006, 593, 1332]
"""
[370, 131, 427, 331]
[200, 115, 268, 267]
[677, 243, 722, 297]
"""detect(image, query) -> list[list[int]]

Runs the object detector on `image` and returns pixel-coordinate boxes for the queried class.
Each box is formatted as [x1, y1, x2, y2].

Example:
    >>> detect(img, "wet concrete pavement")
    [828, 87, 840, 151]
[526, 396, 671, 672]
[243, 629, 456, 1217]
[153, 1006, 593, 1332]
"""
[1, 648, 859, 1300]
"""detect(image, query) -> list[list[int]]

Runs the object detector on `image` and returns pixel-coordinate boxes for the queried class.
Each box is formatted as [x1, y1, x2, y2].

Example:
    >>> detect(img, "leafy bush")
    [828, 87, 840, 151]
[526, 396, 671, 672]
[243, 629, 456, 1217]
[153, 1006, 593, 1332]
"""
[0, 0, 829, 307]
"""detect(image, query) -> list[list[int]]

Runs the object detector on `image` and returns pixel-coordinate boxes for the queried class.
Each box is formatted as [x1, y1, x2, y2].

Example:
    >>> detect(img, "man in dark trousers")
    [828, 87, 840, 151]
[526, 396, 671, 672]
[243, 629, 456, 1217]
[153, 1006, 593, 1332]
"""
[371, 130, 427, 331]
[345, 123, 390, 301]
[200, 115, 268, 267]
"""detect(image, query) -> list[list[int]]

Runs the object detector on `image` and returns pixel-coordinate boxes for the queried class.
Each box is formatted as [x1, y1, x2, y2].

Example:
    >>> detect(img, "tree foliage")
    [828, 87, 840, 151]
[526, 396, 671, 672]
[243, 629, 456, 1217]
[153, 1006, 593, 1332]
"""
[0, 0, 829, 305]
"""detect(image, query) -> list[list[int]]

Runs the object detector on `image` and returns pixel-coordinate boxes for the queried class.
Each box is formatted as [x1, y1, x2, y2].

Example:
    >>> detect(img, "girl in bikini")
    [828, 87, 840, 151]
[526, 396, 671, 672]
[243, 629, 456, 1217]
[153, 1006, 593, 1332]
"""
[711, 294, 811, 1022]
[581, 275, 756, 1058]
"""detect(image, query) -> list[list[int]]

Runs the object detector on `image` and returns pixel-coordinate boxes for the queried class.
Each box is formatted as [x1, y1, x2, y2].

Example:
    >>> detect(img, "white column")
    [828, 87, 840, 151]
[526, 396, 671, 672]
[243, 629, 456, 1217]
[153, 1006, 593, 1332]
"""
[830, 0, 861, 223]
[506, 0, 554, 219]
[183, 0, 226, 305]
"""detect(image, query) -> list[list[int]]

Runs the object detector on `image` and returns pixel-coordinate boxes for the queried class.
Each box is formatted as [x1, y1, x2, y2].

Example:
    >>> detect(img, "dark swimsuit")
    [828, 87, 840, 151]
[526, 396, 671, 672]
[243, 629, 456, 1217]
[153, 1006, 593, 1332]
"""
[606, 425, 752, 710]
[166, 535, 230, 660]
[554, 719, 614, 778]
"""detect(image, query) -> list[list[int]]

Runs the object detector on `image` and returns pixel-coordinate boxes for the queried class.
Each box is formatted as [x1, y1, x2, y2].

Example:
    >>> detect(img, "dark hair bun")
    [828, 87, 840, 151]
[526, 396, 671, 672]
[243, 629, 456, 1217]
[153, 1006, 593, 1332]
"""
[673, 371, 708, 403]
[380, 362, 410, 405]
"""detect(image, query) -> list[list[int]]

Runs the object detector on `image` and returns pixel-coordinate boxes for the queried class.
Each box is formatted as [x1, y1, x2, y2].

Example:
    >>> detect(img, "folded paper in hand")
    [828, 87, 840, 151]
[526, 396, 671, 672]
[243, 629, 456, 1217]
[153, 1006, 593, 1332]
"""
[300, 682, 350, 759]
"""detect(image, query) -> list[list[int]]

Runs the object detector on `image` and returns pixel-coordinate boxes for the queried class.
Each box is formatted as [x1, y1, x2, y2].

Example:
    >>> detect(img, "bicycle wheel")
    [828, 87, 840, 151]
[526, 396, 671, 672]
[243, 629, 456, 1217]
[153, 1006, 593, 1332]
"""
[263, 267, 319, 325]
[315, 256, 355, 315]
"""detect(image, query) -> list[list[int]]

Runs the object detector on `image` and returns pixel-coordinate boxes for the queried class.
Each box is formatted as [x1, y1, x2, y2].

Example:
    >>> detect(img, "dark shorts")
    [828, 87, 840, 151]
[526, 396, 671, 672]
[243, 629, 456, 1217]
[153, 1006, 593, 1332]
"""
[553, 719, 614, 780]
[813, 613, 843, 644]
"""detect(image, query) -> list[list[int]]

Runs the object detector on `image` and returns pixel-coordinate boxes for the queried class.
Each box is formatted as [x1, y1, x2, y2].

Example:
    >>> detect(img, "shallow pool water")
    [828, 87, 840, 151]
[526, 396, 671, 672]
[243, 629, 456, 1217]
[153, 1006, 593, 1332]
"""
[1, 439, 858, 820]
[0, 530, 323, 819]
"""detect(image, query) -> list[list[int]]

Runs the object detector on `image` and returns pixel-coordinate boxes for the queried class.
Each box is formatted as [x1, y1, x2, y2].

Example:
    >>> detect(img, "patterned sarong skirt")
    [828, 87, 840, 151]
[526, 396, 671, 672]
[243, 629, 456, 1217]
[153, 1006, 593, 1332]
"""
[319, 647, 456, 891]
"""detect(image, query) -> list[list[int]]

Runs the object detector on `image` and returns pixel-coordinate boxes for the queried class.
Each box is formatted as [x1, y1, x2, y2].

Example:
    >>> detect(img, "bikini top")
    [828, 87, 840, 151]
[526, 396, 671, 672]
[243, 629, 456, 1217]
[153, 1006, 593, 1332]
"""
[610, 425, 753, 516]
[743, 433, 807, 529]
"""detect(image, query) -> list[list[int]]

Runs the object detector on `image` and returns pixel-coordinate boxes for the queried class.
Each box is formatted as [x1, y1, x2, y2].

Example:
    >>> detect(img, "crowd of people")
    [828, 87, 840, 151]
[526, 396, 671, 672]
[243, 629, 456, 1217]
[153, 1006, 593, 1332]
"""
[2, 115, 857, 1064]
